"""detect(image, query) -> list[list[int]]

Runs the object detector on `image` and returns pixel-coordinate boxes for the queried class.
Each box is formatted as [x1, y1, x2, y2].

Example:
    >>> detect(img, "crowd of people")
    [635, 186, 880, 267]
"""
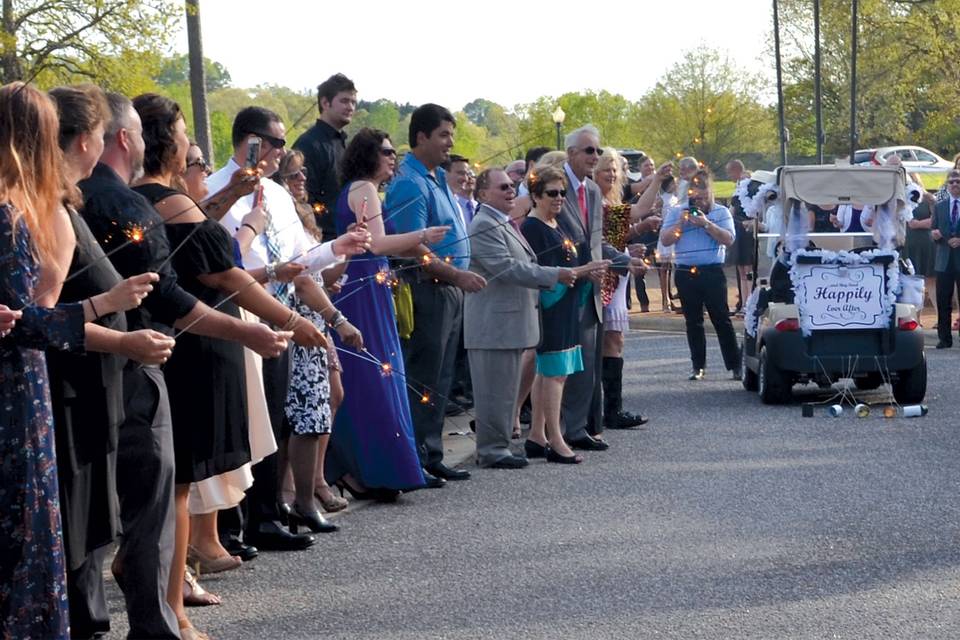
[13, 68, 951, 640]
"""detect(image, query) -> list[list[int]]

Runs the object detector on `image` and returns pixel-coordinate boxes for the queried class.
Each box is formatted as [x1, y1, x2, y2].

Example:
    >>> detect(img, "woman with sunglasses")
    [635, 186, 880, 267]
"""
[521, 165, 608, 464]
[658, 169, 741, 381]
[326, 128, 449, 499]
[271, 148, 360, 517]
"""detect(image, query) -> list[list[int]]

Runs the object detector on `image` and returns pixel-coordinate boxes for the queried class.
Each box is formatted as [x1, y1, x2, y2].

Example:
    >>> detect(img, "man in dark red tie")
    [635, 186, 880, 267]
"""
[556, 125, 642, 450]
[932, 168, 960, 348]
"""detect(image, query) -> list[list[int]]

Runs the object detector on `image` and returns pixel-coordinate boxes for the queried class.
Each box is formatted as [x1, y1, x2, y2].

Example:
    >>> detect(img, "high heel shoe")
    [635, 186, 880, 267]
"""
[315, 488, 348, 513]
[335, 479, 400, 503]
[546, 447, 584, 465]
[288, 504, 339, 534]
[185, 545, 241, 575]
[276, 501, 292, 525]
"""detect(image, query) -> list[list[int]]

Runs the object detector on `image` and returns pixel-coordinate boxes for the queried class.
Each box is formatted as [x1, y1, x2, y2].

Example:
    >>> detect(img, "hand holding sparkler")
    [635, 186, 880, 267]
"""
[454, 270, 487, 293]
[86, 272, 159, 320]
[118, 329, 176, 366]
[334, 319, 364, 350]
[420, 225, 451, 244]
[241, 324, 292, 359]
[332, 228, 373, 257]
[0, 304, 21, 337]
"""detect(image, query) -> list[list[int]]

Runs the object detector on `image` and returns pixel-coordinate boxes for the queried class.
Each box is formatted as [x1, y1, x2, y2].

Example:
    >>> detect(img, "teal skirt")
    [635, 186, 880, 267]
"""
[535, 345, 583, 378]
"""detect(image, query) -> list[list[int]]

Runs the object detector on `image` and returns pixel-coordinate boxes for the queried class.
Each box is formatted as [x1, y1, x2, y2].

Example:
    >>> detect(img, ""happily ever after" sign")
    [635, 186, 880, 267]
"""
[792, 263, 888, 330]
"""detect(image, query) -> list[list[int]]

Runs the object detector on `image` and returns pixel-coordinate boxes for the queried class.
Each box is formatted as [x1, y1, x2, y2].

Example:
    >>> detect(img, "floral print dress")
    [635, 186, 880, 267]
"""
[0, 204, 85, 639]
[285, 272, 333, 436]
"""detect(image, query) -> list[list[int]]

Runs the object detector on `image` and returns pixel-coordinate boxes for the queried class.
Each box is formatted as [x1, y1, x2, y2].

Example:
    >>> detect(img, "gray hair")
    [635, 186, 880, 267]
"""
[679, 156, 699, 172]
[104, 92, 134, 143]
[564, 124, 600, 151]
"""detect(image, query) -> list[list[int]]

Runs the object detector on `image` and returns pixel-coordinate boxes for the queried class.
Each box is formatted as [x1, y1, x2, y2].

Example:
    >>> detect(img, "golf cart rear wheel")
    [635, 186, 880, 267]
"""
[741, 341, 758, 391]
[758, 345, 791, 404]
[892, 354, 926, 405]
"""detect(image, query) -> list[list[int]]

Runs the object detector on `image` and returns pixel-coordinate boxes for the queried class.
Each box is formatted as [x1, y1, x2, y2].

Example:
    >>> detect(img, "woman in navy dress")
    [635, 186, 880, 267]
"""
[326, 128, 448, 498]
[0, 83, 155, 640]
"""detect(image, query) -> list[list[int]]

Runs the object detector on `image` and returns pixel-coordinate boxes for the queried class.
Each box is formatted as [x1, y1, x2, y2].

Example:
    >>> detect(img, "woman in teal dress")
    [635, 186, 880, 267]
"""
[520, 166, 590, 465]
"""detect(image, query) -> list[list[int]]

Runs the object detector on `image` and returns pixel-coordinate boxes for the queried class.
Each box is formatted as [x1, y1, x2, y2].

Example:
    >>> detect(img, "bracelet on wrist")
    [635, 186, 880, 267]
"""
[331, 311, 348, 329]
[265, 262, 278, 282]
[280, 311, 299, 331]
[242, 222, 260, 235]
[88, 297, 101, 320]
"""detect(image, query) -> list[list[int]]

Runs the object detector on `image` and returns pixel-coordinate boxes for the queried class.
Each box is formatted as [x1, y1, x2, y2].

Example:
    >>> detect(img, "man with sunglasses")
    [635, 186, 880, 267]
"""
[293, 73, 357, 242]
[931, 169, 960, 348]
[558, 125, 640, 452]
[464, 168, 575, 469]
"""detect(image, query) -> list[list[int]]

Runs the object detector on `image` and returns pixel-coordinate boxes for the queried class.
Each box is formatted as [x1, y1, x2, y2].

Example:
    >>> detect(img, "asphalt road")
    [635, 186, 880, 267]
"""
[105, 329, 960, 639]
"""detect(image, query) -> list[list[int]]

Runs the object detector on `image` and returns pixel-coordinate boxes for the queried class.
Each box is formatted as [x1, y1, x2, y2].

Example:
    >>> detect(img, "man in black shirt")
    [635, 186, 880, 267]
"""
[79, 93, 289, 639]
[293, 73, 357, 241]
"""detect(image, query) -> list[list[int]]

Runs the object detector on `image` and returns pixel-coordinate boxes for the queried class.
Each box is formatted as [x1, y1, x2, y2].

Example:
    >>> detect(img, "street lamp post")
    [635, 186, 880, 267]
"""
[552, 106, 566, 150]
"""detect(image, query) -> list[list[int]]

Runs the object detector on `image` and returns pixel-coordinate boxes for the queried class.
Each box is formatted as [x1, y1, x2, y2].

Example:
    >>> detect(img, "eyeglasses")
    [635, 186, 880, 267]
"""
[380, 148, 397, 157]
[948, 179, 960, 185]
[544, 189, 567, 198]
[497, 183, 514, 192]
[247, 131, 286, 149]
[282, 167, 307, 179]
[579, 146, 603, 156]
[186, 158, 211, 173]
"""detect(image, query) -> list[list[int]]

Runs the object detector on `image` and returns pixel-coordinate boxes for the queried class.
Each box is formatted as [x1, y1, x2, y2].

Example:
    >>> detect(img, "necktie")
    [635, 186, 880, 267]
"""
[464, 199, 475, 224]
[953, 200, 958, 228]
[262, 210, 290, 306]
[577, 183, 588, 230]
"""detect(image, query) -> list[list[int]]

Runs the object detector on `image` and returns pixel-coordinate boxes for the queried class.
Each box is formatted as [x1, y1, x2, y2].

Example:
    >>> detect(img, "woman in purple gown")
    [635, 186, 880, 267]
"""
[326, 128, 448, 499]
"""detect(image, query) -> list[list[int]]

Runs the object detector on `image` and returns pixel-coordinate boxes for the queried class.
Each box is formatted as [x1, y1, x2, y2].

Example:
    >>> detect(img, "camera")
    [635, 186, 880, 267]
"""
[245, 136, 261, 170]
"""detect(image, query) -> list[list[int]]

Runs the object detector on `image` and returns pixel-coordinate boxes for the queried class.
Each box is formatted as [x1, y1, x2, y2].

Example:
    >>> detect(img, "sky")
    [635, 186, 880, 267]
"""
[178, 0, 776, 110]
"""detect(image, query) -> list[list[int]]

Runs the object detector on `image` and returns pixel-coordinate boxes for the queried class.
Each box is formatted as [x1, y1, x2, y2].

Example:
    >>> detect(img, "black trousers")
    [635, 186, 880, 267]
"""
[401, 281, 463, 467]
[675, 265, 740, 372]
[935, 270, 960, 345]
[246, 346, 292, 529]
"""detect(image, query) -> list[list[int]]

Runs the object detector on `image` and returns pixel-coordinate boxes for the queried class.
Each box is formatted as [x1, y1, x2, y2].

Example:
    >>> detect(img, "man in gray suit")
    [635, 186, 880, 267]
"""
[557, 125, 640, 450]
[465, 168, 576, 468]
[931, 169, 960, 348]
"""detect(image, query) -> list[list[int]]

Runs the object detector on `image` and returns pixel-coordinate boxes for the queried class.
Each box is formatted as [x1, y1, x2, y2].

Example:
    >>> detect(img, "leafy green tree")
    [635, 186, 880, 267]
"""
[1, 0, 180, 86]
[155, 53, 231, 92]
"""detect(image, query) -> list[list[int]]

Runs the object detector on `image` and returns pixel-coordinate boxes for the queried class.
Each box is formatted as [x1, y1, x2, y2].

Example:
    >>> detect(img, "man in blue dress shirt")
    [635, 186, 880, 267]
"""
[386, 104, 486, 486]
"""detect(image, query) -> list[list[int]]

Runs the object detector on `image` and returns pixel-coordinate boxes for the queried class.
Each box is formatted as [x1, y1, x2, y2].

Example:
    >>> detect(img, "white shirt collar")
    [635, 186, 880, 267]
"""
[482, 204, 510, 223]
[564, 162, 583, 192]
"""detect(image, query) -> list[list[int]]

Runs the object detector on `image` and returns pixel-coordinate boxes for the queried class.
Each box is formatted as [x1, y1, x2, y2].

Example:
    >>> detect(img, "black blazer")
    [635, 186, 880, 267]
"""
[932, 198, 960, 273]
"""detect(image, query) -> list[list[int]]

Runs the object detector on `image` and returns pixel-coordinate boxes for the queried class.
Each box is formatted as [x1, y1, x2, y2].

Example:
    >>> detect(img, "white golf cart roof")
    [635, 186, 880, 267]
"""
[778, 165, 907, 206]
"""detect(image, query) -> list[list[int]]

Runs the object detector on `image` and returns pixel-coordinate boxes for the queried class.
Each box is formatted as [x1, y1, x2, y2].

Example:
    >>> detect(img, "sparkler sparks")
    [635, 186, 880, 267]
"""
[124, 224, 145, 244]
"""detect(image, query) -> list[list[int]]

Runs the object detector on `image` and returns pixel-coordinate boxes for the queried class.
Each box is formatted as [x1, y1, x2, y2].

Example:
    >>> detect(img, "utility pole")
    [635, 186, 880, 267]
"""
[185, 0, 213, 165]
[849, 0, 858, 163]
[773, 0, 788, 165]
[813, 0, 824, 164]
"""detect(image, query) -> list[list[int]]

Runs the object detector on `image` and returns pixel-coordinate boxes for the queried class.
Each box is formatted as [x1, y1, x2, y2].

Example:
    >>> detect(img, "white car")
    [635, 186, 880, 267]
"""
[855, 146, 953, 172]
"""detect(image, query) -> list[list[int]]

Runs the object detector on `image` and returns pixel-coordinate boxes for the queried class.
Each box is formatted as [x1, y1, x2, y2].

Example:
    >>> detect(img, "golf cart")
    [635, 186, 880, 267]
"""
[738, 165, 927, 405]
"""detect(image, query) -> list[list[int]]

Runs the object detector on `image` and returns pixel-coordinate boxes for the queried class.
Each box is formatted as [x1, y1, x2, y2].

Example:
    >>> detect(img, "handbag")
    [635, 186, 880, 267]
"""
[393, 279, 414, 340]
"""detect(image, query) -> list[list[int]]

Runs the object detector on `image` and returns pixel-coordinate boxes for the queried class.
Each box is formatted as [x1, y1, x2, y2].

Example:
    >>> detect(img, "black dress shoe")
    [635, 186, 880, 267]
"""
[221, 536, 258, 562]
[422, 470, 447, 489]
[424, 462, 470, 481]
[567, 435, 610, 451]
[546, 448, 584, 464]
[288, 504, 339, 534]
[524, 439, 548, 459]
[936, 341, 952, 349]
[688, 368, 705, 380]
[606, 410, 648, 429]
[245, 521, 315, 551]
[487, 455, 529, 469]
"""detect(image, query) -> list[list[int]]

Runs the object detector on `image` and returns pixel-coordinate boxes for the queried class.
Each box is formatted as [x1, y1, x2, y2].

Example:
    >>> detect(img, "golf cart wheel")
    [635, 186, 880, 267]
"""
[741, 341, 758, 391]
[758, 345, 791, 404]
[853, 371, 884, 390]
[892, 354, 927, 405]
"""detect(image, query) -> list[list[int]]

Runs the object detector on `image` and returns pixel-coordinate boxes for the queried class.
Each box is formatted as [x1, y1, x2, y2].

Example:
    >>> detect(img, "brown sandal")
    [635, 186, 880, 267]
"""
[183, 569, 220, 607]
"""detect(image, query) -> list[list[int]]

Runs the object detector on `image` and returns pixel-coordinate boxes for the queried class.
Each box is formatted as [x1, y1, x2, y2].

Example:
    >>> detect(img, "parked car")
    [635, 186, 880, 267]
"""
[741, 165, 926, 405]
[854, 146, 953, 172]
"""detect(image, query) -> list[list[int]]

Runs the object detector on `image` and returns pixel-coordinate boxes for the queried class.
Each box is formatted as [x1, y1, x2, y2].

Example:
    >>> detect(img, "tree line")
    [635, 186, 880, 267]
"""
[5, 1, 960, 173]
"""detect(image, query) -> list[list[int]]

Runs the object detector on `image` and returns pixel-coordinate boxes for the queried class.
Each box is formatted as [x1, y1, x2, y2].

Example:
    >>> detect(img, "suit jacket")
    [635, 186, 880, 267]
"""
[932, 198, 960, 273]
[557, 172, 631, 319]
[463, 204, 560, 350]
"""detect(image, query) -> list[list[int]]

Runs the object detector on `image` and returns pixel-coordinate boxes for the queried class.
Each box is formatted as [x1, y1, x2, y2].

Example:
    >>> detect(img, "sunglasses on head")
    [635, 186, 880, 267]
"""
[380, 147, 397, 157]
[580, 146, 603, 156]
[248, 131, 286, 149]
[544, 188, 567, 198]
